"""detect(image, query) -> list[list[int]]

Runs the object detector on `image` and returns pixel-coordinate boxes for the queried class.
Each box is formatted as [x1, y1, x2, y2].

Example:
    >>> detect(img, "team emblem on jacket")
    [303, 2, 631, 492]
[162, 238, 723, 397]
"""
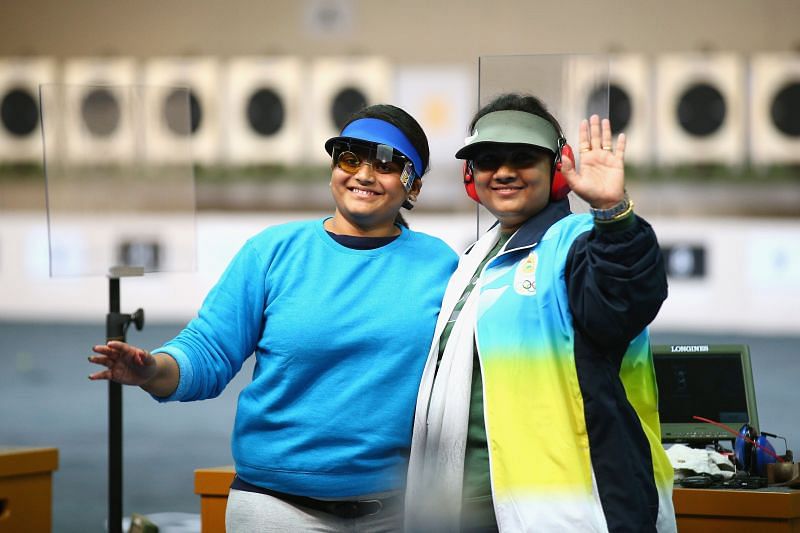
[514, 251, 538, 295]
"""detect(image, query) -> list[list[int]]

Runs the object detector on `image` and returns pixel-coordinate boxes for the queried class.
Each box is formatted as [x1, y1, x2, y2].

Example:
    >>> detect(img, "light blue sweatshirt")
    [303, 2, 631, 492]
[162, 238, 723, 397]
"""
[155, 218, 457, 498]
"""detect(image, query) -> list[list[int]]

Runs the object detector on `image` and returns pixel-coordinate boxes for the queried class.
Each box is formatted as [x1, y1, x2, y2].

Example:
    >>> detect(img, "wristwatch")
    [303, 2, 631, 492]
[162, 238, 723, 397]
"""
[590, 195, 634, 222]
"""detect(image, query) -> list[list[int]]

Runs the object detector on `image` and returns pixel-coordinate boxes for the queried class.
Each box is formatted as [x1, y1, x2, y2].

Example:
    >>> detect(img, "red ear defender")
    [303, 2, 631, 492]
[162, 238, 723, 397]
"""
[463, 143, 573, 204]
[462, 160, 481, 203]
[550, 143, 573, 201]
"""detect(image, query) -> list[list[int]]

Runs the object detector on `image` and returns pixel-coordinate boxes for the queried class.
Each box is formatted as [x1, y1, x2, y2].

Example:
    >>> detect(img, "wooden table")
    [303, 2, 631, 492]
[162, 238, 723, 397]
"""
[672, 486, 800, 532]
[0, 447, 59, 533]
[194, 466, 236, 533]
[195, 466, 800, 533]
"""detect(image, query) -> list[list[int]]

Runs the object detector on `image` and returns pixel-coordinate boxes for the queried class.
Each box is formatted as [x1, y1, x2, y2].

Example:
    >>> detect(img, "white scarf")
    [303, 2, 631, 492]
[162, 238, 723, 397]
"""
[405, 227, 503, 532]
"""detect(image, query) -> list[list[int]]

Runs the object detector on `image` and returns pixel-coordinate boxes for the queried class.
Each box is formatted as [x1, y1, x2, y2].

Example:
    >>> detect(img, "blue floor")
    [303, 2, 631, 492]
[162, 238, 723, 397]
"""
[1, 321, 798, 532]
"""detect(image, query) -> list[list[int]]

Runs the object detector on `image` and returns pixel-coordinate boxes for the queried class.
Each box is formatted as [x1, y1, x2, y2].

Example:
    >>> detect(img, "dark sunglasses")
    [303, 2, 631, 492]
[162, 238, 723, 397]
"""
[472, 147, 549, 172]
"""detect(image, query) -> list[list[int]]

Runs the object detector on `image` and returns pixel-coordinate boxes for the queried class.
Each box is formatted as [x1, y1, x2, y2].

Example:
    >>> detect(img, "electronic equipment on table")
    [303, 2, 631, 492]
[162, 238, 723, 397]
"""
[652, 344, 794, 482]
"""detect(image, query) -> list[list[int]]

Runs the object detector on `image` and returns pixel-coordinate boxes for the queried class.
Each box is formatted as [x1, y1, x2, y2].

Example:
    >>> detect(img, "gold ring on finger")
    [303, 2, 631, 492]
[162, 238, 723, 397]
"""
[580, 148, 591, 153]
[602, 146, 612, 151]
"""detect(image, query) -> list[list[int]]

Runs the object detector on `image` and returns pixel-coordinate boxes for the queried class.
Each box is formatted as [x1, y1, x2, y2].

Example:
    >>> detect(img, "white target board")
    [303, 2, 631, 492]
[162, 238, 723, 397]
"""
[393, 64, 473, 176]
[224, 56, 304, 165]
[750, 52, 800, 165]
[61, 57, 138, 164]
[309, 57, 391, 164]
[0, 57, 56, 163]
[655, 53, 745, 165]
[143, 56, 221, 164]
[568, 54, 652, 166]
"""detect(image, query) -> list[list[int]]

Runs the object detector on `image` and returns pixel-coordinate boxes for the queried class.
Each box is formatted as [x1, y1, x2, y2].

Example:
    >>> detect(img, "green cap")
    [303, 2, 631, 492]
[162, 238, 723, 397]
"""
[455, 110, 561, 160]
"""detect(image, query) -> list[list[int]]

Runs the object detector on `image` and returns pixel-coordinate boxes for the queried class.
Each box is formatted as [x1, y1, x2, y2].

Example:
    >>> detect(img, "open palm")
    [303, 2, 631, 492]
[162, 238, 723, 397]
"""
[560, 115, 626, 209]
[88, 340, 157, 386]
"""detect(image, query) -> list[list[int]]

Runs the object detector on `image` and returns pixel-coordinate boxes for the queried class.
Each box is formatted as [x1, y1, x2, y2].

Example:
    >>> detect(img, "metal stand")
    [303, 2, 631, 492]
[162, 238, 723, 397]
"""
[105, 272, 144, 533]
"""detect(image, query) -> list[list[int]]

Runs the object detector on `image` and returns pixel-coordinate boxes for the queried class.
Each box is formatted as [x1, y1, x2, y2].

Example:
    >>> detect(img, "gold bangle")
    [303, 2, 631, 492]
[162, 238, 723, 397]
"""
[608, 198, 634, 222]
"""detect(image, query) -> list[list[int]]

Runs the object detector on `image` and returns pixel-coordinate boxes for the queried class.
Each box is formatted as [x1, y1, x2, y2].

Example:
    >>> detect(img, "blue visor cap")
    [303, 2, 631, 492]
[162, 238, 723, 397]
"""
[325, 118, 424, 178]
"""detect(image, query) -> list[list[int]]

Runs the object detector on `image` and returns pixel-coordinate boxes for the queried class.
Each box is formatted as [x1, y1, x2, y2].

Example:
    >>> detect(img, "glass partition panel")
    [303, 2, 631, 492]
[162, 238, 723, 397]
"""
[40, 84, 196, 277]
[475, 54, 609, 236]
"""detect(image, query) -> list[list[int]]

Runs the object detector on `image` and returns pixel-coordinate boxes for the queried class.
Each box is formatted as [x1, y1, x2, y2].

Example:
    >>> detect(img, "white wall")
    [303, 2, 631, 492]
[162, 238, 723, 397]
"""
[1, 211, 798, 335]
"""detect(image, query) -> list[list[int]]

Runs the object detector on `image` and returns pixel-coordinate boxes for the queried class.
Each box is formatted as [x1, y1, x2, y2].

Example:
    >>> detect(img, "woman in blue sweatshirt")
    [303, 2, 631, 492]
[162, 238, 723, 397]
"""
[89, 104, 458, 531]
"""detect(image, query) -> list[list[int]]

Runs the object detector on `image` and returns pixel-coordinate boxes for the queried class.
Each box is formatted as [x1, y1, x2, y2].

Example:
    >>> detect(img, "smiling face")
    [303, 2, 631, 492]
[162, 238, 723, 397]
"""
[328, 144, 420, 236]
[472, 144, 553, 234]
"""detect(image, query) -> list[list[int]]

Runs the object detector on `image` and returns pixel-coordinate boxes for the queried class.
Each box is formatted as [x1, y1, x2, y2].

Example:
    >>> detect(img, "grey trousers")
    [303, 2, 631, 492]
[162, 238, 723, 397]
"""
[225, 488, 402, 533]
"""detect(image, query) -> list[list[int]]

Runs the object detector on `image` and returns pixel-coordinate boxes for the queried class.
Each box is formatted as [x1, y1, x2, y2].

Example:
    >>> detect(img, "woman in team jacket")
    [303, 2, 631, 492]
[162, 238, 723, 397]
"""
[405, 93, 677, 533]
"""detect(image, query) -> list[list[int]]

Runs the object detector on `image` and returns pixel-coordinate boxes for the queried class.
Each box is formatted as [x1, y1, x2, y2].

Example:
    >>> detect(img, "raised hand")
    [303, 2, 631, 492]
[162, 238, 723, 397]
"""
[560, 114, 626, 209]
[88, 340, 158, 386]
